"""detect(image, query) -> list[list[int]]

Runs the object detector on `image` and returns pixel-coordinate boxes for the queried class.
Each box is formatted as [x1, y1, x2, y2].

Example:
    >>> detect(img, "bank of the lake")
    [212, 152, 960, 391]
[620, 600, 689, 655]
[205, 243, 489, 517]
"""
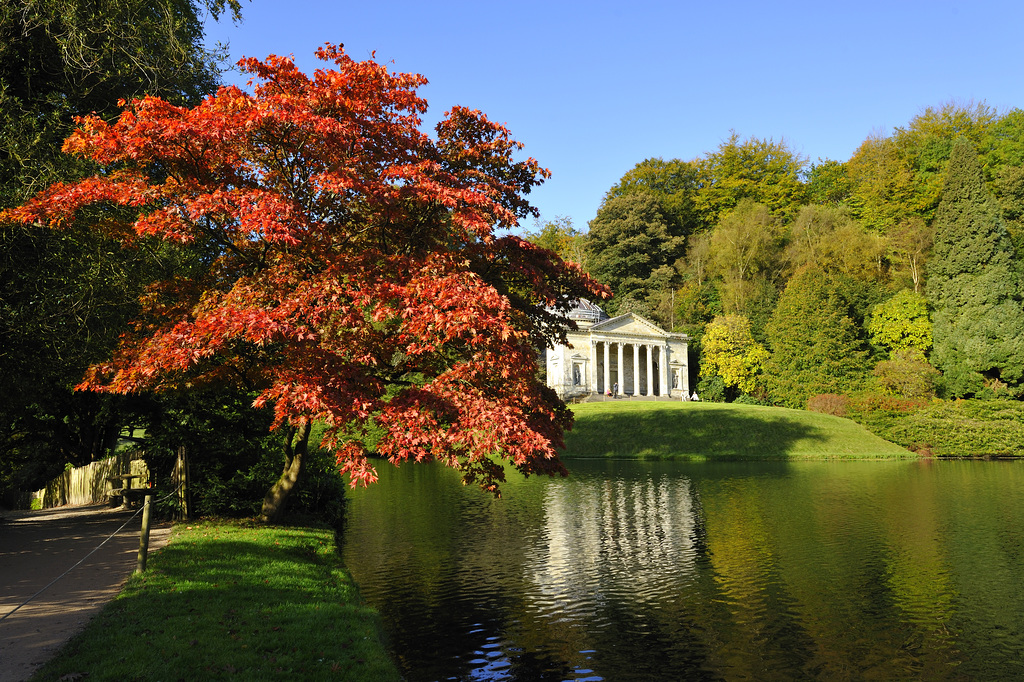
[564, 400, 912, 459]
[30, 521, 399, 682]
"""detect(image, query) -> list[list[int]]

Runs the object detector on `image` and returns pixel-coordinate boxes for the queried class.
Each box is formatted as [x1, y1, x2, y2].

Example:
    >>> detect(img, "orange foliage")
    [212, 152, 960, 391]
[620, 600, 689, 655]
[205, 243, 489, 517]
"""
[2, 44, 609, 493]
[806, 393, 849, 417]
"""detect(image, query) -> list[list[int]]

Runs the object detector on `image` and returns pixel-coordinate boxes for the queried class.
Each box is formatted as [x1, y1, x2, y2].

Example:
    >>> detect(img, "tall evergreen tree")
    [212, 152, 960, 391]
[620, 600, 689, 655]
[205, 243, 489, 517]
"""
[765, 268, 870, 408]
[927, 138, 1024, 396]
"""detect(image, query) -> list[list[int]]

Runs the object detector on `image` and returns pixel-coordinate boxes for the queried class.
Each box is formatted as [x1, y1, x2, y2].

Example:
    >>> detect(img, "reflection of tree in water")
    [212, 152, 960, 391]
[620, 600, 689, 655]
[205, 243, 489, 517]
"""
[344, 460, 1024, 681]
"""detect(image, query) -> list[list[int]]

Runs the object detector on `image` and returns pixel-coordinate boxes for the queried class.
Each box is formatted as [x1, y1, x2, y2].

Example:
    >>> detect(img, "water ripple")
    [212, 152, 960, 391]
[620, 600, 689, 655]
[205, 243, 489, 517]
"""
[344, 459, 1024, 681]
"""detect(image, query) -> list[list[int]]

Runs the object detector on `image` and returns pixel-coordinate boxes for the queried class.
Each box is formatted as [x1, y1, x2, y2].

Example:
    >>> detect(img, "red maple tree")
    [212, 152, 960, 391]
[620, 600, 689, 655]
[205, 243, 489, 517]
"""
[3, 44, 608, 519]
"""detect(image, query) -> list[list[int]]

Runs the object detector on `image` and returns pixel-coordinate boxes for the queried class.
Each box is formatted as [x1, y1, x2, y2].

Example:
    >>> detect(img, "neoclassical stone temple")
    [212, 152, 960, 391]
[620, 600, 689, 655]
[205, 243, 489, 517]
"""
[545, 300, 690, 400]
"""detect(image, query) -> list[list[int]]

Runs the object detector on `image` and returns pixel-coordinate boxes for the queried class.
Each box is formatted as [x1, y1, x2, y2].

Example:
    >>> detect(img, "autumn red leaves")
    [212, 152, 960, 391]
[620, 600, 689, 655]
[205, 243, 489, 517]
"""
[2, 43, 608, 493]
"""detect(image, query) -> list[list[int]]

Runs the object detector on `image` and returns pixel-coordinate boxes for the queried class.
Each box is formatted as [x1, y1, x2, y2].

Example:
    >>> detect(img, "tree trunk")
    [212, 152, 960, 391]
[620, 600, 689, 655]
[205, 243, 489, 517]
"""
[259, 420, 311, 524]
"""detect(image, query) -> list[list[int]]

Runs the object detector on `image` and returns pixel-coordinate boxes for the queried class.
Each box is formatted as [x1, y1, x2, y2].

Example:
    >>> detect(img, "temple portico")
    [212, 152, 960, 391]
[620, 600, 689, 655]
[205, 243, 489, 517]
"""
[588, 339, 671, 396]
[545, 302, 689, 400]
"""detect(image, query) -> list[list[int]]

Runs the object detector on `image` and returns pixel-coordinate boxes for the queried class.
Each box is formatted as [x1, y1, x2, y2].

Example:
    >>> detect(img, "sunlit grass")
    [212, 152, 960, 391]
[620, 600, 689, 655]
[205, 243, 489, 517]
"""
[31, 521, 399, 682]
[564, 401, 912, 460]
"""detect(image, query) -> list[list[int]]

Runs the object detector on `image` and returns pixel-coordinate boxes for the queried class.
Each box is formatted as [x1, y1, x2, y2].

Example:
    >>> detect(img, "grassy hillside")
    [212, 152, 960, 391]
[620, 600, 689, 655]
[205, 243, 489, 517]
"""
[563, 401, 912, 460]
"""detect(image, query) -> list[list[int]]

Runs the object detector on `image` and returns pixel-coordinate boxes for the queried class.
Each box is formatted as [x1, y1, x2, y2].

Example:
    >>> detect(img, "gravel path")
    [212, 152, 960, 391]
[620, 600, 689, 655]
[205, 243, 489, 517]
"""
[0, 504, 171, 682]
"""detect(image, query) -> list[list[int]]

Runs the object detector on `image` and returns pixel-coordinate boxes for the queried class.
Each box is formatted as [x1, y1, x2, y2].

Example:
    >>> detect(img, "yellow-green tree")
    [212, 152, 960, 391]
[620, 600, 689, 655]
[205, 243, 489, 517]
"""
[709, 199, 785, 320]
[887, 217, 933, 293]
[872, 350, 940, 399]
[694, 132, 807, 228]
[526, 216, 589, 271]
[787, 205, 887, 282]
[699, 315, 769, 399]
[867, 290, 932, 356]
[846, 101, 999, 233]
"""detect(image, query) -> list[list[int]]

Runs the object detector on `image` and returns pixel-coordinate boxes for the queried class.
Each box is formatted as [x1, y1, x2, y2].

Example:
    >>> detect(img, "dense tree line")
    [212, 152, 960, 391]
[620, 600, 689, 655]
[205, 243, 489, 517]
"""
[533, 102, 1024, 408]
[5, 2, 1022, 510]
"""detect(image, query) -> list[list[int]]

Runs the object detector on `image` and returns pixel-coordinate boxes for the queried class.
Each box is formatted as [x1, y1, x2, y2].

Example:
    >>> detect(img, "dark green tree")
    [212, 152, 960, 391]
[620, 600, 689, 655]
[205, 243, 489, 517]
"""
[765, 267, 870, 408]
[0, 0, 241, 205]
[983, 109, 1024, 253]
[603, 157, 701, 238]
[586, 192, 684, 316]
[926, 138, 1024, 397]
[0, 0, 240, 497]
[805, 159, 851, 206]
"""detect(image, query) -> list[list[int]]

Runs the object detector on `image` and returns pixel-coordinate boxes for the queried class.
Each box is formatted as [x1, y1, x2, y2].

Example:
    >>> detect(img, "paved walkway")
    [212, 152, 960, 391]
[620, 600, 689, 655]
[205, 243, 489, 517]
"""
[0, 504, 171, 682]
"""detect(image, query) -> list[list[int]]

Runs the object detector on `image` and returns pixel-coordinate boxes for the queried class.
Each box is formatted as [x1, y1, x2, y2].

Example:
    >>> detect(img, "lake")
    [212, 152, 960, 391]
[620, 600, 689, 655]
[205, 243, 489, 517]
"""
[341, 459, 1024, 681]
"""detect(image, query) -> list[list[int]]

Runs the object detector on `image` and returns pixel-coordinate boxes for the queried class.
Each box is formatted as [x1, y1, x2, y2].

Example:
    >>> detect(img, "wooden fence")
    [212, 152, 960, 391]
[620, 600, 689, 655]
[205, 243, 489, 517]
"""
[33, 453, 150, 509]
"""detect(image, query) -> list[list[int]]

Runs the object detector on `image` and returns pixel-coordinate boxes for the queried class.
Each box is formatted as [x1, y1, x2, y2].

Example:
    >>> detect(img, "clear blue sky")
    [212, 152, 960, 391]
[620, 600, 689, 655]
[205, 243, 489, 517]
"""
[204, 0, 1024, 234]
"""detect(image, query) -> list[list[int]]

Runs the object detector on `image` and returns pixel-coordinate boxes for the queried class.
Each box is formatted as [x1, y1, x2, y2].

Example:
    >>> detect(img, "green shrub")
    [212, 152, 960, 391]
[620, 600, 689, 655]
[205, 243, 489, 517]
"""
[696, 374, 727, 402]
[849, 397, 1024, 456]
[850, 393, 929, 413]
[872, 349, 939, 399]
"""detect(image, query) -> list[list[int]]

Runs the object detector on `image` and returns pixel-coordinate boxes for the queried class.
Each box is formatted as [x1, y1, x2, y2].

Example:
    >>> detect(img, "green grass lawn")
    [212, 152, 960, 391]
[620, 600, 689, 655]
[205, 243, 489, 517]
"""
[563, 400, 912, 460]
[31, 521, 399, 682]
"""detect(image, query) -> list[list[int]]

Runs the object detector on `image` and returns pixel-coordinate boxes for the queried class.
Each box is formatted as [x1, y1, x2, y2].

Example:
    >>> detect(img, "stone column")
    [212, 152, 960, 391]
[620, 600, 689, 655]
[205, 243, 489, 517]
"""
[646, 343, 654, 396]
[603, 341, 610, 395]
[617, 343, 625, 395]
[633, 343, 640, 396]
[661, 344, 669, 396]
[590, 339, 597, 393]
[682, 352, 690, 397]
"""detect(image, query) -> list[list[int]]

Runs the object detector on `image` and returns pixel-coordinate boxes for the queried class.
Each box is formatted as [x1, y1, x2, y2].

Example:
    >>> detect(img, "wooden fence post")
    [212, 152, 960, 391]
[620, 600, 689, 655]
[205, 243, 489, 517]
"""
[136, 493, 153, 573]
[174, 445, 190, 521]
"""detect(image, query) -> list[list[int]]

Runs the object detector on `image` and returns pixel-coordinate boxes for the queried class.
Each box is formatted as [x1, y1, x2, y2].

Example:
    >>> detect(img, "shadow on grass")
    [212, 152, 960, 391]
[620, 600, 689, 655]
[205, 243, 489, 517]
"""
[564, 405, 829, 460]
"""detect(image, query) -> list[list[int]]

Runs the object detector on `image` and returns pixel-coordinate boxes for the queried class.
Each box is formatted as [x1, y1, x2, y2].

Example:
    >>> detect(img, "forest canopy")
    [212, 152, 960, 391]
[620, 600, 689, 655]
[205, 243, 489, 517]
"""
[538, 101, 1024, 406]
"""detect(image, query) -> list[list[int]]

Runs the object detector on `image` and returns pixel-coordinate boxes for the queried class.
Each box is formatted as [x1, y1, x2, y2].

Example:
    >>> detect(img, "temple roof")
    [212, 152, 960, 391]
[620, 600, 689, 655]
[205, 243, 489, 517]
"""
[563, 299, 609, 324]
[591, 313, 669, 336]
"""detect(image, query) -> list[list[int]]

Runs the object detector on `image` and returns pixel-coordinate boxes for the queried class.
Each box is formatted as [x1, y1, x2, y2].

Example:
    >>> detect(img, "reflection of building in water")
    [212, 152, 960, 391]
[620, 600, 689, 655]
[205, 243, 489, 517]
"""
[527, 476, 699, 621]
[545, 300, 689, 400]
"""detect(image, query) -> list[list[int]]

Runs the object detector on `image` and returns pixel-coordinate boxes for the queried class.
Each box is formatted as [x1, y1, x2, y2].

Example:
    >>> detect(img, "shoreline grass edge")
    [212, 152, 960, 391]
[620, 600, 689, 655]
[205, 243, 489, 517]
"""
[562, 401, 913, 460]
[30, 520, 400, 682]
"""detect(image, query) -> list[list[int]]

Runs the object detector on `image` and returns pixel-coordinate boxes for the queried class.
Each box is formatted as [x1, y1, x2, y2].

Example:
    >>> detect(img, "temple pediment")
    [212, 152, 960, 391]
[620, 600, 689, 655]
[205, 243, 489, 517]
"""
[590, 313, 667, 337]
